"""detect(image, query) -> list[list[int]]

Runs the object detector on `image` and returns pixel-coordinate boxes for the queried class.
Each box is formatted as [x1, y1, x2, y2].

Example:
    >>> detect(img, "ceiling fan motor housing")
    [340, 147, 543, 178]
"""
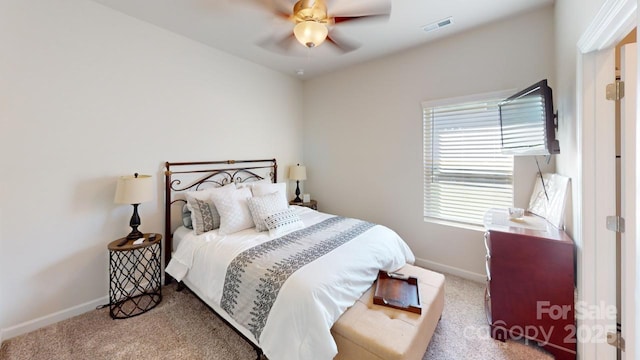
[293, 0, 328, 23]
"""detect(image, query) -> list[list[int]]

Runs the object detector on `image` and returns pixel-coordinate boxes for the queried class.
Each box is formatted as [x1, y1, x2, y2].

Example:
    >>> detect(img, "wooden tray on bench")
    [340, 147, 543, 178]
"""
[373, 270, 422, 314]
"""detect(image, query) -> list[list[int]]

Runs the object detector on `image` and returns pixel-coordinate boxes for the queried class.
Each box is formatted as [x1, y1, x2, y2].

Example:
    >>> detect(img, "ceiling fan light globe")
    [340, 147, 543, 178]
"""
[294, 21, 328, 48]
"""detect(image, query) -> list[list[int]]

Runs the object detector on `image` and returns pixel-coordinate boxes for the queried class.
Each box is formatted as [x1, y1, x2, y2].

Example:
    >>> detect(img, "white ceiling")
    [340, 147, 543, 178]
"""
[92, 0, 554, 79]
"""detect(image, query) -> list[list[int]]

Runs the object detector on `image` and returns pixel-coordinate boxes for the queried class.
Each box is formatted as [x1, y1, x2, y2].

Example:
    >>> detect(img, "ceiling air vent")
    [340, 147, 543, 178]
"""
[423, 17, 453, 33]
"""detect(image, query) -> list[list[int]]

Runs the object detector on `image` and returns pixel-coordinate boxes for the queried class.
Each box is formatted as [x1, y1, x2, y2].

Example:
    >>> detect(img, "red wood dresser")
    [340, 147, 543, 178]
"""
[483, 208, 576, 359]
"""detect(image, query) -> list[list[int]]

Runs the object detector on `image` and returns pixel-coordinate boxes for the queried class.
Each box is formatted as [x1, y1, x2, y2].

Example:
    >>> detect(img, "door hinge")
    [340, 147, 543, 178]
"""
[606, 216, 625, 233]
[606, 80, 625, 100]
[607, 332, 625, 351]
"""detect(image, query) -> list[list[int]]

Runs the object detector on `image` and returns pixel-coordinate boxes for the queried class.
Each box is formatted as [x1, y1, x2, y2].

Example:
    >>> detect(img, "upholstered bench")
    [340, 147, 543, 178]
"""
[332, 264, 445, 360]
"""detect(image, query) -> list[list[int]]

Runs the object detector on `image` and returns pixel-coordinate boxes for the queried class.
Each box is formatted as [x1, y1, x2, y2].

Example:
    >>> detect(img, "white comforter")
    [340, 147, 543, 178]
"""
[166, 206, 415, 360]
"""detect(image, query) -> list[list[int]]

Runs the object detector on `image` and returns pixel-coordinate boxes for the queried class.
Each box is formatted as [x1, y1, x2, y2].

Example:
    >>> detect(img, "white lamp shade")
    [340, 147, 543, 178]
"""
[114, 174, 154, 204]
[289, 165, 307, 181]
[293, 21, 328, 48]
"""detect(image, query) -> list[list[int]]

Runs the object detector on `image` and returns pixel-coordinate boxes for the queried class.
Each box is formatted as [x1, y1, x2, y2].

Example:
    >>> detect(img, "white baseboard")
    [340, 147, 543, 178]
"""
[1, 296, 108, 343]
[414, 257, 486, 283]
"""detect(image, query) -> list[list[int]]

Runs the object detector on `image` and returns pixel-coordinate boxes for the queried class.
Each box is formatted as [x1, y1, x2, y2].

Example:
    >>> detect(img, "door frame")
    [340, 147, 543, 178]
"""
[577, 0, 637, 358]
[619, 42, 637, 360]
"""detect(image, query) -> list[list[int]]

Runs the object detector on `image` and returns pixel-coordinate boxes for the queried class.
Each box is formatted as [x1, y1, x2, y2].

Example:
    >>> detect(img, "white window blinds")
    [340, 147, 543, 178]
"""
[423, 94, 514, 226]
[499, 93, 548, 154]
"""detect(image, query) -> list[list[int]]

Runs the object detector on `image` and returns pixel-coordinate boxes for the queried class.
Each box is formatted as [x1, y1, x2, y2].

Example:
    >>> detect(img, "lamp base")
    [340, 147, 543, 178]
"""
[125, 203, 144, 241]
[126, 229, 144, 240]
[293, 180, 303, 203]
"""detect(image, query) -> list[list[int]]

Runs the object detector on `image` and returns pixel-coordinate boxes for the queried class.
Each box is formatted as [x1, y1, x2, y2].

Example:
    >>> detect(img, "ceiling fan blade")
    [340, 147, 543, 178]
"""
[258, 32, 299, 53]
[327, 0, 392, 16]
[332, 13, 390, 24]
[326, 30, 359, 53]
[239, 0, 292, 20]
[275, 33, 298, 51]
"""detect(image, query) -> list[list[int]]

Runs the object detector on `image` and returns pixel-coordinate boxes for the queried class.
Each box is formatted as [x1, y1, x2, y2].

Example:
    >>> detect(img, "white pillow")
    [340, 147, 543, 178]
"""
[247, 192, 289, 232]
[184, 183, 235, 207]
[211, 187, 255, 235]
[235, 178, 271, 189]
[185, 184, 235, 235]
[251, 182, 288, 208]
[264, 208, 305, 237]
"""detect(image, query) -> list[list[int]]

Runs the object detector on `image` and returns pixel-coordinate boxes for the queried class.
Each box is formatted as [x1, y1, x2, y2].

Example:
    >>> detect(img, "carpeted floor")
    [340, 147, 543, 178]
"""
[423, 275, 552, 359]
[0, 273, 553, 360]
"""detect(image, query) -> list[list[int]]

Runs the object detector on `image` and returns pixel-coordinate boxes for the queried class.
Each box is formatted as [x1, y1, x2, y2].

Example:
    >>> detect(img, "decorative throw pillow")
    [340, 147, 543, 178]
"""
[182, 204, 193, 229]
[251, 182, 288, 208]
[185, 184, 234, 235]
[211, 187, 255, 235]
[247, 192, 289, 232]
[186, 197, 218, 235]
[263, 208, 305, 237]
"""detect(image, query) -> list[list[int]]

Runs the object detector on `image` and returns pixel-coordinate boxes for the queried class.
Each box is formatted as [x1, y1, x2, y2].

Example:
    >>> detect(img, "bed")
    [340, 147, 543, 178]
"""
[163, 159, 442, 360]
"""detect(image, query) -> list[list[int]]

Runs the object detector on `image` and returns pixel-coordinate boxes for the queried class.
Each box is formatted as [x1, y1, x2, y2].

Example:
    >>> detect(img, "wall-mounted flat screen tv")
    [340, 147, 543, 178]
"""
[499, 79, 560, 155]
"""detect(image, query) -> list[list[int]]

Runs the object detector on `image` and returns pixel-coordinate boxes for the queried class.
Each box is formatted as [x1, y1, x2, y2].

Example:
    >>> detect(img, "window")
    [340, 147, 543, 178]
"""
[422, 91, 514, 227]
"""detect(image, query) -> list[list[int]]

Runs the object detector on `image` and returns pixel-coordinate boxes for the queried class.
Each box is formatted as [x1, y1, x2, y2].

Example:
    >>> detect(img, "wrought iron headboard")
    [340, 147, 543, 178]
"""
[164, 159, 277, 279]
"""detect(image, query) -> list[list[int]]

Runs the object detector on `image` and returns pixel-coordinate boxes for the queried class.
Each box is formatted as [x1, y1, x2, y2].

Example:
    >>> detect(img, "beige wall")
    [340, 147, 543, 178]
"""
[0, 0, 303, 338]
[554, 0, 608, 239]
[302, 6, 555, 279]
[2, 0, 618, 345]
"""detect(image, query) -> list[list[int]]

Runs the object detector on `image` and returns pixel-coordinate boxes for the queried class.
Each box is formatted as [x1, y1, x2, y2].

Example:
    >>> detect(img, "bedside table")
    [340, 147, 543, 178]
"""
[108, 233, 162, 319]
[290, 199, 317, 210]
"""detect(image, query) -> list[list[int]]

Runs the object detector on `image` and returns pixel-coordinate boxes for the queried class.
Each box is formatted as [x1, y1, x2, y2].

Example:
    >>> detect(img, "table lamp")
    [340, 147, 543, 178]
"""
[114, 173, 154, 241]
[289, 164, 307, 203]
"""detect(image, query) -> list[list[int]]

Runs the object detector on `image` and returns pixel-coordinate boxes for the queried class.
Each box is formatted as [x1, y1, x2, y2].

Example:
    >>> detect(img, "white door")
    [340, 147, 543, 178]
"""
[620, 42, 636, 360]
[581, 46, 618, 359]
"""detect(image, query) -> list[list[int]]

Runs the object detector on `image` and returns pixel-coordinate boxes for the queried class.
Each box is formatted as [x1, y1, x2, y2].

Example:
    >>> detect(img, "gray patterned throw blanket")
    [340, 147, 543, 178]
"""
[220, 216, 375, 340]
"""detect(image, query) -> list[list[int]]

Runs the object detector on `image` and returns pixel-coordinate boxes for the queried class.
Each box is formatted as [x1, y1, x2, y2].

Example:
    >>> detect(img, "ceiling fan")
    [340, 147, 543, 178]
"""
[257, 0, 391, 53]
